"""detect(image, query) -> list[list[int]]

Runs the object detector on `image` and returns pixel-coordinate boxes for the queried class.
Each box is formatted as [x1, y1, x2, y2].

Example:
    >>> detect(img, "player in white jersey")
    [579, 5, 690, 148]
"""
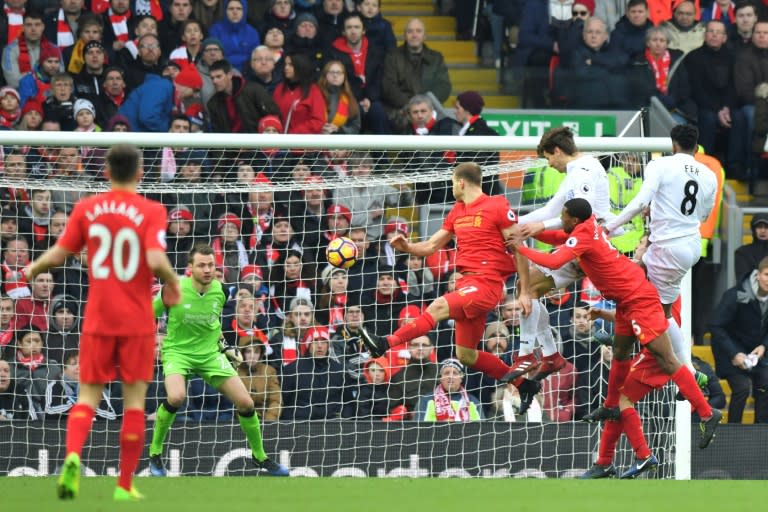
[596, 124, 718, 412]
[503, 127, 616, 391]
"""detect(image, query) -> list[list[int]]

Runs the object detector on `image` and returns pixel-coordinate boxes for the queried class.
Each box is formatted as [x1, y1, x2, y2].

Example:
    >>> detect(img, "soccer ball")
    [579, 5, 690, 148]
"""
[326, 236, 358, 269]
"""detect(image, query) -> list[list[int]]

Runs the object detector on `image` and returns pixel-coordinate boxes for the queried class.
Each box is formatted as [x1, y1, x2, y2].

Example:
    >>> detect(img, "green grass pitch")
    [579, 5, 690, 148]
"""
[0, 478, 761, 512]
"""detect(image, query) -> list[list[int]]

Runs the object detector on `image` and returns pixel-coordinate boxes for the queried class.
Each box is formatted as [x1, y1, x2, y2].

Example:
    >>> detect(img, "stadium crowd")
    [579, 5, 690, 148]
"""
[0, 0, 765, 425]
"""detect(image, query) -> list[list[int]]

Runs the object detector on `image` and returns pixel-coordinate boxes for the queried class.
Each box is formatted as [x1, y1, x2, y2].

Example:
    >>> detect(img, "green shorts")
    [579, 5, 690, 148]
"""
[161, 350, 237, 389]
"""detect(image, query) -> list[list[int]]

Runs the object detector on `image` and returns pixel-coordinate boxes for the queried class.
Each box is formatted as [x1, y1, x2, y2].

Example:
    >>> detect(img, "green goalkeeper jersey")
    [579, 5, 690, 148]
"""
[153, 277, 227, 358]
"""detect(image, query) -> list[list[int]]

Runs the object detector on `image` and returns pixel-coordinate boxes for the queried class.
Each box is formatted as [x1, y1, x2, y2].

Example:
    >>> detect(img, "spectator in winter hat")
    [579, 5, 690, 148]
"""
[73, 98, 99, 131]
[214, 213, 249, 284]
[258, 114, 283, 133]
[105, 113, 131, 132]
[17, 43, 61, 109]
[209, 0, 262, 70]
[18, 100, 44, 130]
[326, 203, 352, 240]
[166, 206, 196, 273]
[0, 87, 21, 129]
[418, 358, 484, 421]
[454, 90, 496, 136]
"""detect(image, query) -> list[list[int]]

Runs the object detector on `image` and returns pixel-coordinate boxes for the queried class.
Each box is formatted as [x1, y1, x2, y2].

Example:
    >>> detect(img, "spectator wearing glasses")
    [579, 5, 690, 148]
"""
[123, 33, 164, 92]
[555, 0, 595, 65]
[246, 45, 284, 96]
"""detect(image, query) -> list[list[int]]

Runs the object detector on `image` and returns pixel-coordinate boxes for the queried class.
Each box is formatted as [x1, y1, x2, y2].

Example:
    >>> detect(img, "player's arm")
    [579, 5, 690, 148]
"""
[513, 242, 577, 270]
[26, 245, 73, 280]
[147, 249, 181, 306]
[389, 228, 452, 257]
[534, 230, 569, 246]
[518, 187, 568, 237]
[501, 224, 532, 316]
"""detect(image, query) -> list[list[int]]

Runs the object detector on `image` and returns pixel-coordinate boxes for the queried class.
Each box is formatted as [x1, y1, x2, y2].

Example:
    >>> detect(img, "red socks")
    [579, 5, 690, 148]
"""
[388, 312, 436, 348]
[65, 403, 95, 456]
[596, 419, 623, 466]
[118, 409, 146, 491]
[471, 351, 512, 380]
[620, 408, 651, 460]
[671, 366, 713, 419]
[605, 359, 632, 408]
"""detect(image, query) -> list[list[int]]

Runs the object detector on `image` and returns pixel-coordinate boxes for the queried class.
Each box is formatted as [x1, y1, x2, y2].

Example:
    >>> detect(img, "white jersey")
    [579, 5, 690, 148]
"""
[605, 153, 717, 243]
[519, 154, 613, 230]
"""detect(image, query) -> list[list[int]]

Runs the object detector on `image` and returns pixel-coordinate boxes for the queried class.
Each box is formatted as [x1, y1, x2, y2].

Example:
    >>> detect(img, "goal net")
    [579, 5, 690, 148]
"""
[0, 132, 687, 479]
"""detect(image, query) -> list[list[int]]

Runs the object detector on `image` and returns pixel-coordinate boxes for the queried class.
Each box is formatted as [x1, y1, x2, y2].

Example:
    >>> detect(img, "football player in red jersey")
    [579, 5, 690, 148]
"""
[355, 162, 534, 384]
[25, 144, 181, 501]
[510, 198, 722, 478]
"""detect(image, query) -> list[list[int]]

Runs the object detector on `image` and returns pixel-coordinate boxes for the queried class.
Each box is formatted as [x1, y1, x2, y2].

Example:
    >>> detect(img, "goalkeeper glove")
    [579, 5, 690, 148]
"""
[219, 338, 243, 367]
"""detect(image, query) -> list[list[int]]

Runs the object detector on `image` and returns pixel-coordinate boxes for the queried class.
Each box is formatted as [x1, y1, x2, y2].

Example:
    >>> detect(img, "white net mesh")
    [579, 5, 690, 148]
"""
[0, 137, 680, 478]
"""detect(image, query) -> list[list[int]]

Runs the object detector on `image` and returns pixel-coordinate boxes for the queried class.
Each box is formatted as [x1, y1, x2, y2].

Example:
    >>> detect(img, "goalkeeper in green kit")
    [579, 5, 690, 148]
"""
[148, 244, 288, 476]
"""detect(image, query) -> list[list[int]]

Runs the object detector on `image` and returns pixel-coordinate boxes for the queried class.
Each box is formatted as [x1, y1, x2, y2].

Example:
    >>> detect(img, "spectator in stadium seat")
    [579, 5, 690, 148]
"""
[222, 292, 271, 350]
[0, 0, 26, 50]
[1, 152, 31, 205]
[209, 0, 262, 71]
[11, 326, 58, 413]
[3, 9, 58, 89]
[100, 0, 134, 54]
[290, 174, 327, 259]
[465, 321, 513, 416]
[710, 256, 768, 423]
[159, 0, 194, 55]
[661, 0, 705, 54]
[561, 300, 610, 420]
[42, 71, 76, 130]
[43, 0, 84, 51]
[315, 264, 347, 332]
[404, 254, 435, 302]
[197, 38, 229, 108]
[357, 0, 396, 51]
[238, 334, 282, 421]
[60, 13, 104, 75]
[387, 335, 437, 416]
[344, 357, 391, 419]
[0, 86, 21, 129]
[313, 0, 347, 47]
[381, 18, 451, 132]
[119, 65, 202, 132]
[281, 325, 347, 419]
[45, 350, 118, 419]
[268, 296, 317, 367]
[17, 42, 61, 108]
[610, 0, 654, 62]
[263, 25, 287, 63]
[344, 225, 378, 297]
[318, 59, 361, 134]
[361, 263, 408, 337]
[273, 249, 315, 312]
[14, 271, 53, 332]
[253, 214, 303, 273]
[16, 99, 44, 130]
[1, 205, 21, 248]
[0, 296, 15, 356]
[122, 33, 165, 92]
[73, 97, 100, 132]
[44, 293, 79, 365]
[72, 40, 106, 105]
[328, 12, 388, 134]
[245, 45, 283, 96]
[0, 358, 39, 419]
[207, 58, 281, 133]
[324, 203, 351, 242]
[212, 212, 250, 285]
[273, 52, 326, 133]
[261, 0, 296, 35]
[417, 358, 484, 421]
[2, 237, 32, 299]
[95, 66, 126, 126]
[735, 213, 768, 281]
[169, 19, 205, 67]
[728, 1, 757, 51]
[113, 13, 157, 68]
[17, 188, 52, 254]
[330, 302, 369, 377]
[166, 206, 196, 273]
[284, 12, 326, 73]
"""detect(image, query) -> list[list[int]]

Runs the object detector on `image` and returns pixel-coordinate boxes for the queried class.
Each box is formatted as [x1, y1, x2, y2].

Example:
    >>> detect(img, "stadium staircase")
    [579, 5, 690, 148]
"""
[382, 0, 519, 109]
[692, 345, 755, 424]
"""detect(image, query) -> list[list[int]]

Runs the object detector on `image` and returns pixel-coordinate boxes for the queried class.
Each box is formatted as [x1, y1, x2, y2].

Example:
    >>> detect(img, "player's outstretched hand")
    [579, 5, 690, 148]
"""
[219, 338, 244, 367]
[162, 280, 182, 307]
[518, 222, 545, 239]
[389, 233, 409, 252]
[517, 291, 532, 317]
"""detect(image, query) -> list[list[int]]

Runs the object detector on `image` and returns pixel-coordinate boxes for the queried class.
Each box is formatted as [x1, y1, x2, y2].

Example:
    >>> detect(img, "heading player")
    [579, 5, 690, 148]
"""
[595, 124, 718, 421]
[148, 244, 288, 477]
[25, 144, 181, 501]
[355, 162, 532, 383]
[508, 127, 616, 385]
[510, 198, 722, 477]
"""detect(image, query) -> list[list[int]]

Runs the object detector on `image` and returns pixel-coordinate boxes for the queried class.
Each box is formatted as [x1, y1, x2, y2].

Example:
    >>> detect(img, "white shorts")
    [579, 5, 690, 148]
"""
[642, 236, 701, 304]
[534, 260, 585, 290]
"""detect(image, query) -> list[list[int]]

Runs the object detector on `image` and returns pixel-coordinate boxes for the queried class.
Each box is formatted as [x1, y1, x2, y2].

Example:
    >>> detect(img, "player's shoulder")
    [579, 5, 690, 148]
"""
[572, 154, 606, 174]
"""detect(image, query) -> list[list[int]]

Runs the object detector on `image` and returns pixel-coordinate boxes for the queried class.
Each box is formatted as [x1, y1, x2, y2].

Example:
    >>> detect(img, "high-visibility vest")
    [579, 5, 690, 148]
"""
[694, 148, 724, 258]
[607, 166, 645, 254]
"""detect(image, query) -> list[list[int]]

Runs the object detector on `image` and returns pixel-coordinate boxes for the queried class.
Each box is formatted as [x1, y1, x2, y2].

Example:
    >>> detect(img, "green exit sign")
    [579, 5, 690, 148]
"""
[483, 113, 617, 137]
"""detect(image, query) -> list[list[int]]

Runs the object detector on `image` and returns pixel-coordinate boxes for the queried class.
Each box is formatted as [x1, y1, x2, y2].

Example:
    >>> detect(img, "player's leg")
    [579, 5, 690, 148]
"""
[357, 295, 447, 357]
[455, 318, 512, 380]
[148, 372, 187, 476]
[58, 334, 118, 500]
[617, 394, 658, 479]
[113, 334, 155, 500]
[579, 419, 621, 478]
[216, 374, 289, 476]
[582, 330, 633, 423]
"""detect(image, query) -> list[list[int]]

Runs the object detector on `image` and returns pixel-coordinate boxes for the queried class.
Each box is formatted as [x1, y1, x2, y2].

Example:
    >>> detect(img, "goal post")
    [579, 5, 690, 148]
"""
[0, 132, 692, 479]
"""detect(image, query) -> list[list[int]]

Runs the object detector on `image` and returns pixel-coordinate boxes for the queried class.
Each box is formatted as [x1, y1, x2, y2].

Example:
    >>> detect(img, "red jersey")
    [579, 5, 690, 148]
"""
[56, 190, 168, 336]
[442, 194, 517, 278]
[518, 215, 647, 302]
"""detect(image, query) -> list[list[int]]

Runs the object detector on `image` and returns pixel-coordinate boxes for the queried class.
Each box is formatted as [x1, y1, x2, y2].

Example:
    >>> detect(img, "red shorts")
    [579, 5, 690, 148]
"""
[79, 333, 155, 384]
[621, 349, 671, 403]
[443, 274, 506, 349]
[613, 282, 668, 346]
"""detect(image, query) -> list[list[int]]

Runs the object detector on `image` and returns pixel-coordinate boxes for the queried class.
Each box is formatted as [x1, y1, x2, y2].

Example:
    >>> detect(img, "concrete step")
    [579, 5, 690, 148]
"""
[723, 409, 755, 424]
[424, 39, 477, 59]
[389, 15, 455, 35]
[445, 94, 519, 109]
